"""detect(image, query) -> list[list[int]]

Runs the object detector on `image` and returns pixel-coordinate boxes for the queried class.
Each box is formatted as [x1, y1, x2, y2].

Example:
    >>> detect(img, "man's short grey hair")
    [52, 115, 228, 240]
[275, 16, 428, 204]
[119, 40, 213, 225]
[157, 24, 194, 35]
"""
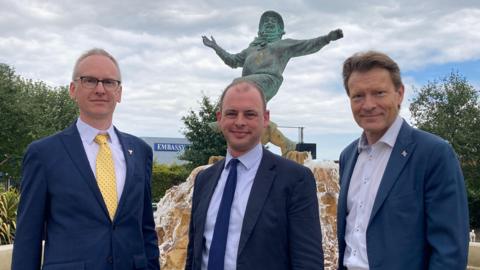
[71, 48, 121, 81]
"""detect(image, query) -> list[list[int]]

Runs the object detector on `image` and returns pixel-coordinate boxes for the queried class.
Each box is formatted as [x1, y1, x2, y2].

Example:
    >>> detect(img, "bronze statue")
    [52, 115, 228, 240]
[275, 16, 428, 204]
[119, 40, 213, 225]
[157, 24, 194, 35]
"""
[203, 10, 343, 155]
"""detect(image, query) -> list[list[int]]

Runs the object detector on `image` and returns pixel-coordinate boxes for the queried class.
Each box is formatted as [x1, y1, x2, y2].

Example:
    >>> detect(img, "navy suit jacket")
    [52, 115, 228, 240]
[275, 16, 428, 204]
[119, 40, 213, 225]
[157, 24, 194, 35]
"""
[12, 123, 160, 270]
[185, 149, 324, 270]
[337, 120, 469, 269]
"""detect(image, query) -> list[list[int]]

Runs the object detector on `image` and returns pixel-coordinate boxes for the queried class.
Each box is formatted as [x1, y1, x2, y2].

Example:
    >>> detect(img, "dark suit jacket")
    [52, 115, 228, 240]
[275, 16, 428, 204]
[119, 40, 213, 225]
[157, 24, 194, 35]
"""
[12, 123, 160, 270]
[337, 120, 469, 270]
[185, 148, 324, 270]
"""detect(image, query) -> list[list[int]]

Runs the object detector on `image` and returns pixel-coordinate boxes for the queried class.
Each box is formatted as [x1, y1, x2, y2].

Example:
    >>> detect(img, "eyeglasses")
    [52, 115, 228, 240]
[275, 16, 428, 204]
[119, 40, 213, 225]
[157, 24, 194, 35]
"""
[75, 76, 121, 91]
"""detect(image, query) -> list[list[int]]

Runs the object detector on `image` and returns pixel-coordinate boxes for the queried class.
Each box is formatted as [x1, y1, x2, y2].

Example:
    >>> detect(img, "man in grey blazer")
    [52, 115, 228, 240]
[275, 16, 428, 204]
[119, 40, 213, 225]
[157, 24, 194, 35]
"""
[185, 80, 324, 270]
[337, 51, 469, 269]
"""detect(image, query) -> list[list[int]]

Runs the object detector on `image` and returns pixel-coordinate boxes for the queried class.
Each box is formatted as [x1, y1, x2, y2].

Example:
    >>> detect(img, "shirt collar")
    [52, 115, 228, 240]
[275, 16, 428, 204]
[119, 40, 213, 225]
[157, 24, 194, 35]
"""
[76, 117, 118, 145]
[357, 116, 404, 153]
[225, 143, 263, 170]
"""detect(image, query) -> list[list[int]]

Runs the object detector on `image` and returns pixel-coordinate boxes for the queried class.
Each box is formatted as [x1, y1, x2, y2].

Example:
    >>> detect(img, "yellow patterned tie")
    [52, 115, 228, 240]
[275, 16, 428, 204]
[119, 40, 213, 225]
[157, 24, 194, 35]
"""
[94, 134, 118, 220]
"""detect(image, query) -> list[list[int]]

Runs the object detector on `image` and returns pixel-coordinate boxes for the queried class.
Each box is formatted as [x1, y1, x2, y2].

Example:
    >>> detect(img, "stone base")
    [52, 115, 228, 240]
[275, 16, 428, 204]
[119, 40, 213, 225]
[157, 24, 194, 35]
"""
[0, 245, 12, 270]
[469, 242, 480, 269]
[155, 165, 209, 269]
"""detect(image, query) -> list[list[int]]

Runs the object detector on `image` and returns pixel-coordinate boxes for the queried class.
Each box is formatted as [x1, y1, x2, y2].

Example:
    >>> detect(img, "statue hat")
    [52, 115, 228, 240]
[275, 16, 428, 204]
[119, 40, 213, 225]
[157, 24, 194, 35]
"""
[259, 10, 284, 31]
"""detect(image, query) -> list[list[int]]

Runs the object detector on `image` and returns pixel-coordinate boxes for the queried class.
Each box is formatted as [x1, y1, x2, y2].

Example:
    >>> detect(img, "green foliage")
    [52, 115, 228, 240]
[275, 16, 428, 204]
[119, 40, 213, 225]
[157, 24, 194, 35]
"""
[0, 189, 20, 245]
[409, 71, 480, 228]
[151, 163, 190, 203]
[179, 95, 226, 168]
[0, 63, 78, 179]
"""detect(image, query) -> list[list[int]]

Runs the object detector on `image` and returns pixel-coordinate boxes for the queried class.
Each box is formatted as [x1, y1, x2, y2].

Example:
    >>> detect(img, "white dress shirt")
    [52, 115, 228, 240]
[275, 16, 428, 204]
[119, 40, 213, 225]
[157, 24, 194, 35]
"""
[344, 116, 403, 270]
[76, 118, 127, 201]
[202, 143, 263, 270]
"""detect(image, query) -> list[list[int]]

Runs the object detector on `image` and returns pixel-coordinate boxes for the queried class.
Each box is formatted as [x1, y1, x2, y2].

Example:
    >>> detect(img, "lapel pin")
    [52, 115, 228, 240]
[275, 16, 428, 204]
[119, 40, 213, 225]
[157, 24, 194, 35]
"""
[128, 149, 133, 155]
[401, 150, 408, 157]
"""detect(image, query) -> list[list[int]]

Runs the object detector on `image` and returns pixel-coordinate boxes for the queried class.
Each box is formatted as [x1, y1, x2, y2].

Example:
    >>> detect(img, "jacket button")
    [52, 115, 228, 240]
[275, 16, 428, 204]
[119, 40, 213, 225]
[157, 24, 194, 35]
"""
[107, 256, 113, 263]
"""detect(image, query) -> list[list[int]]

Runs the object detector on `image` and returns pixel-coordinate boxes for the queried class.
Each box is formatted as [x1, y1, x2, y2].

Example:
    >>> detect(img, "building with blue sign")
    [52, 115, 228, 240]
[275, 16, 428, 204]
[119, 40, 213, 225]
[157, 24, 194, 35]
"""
[140, 137, 190, 164]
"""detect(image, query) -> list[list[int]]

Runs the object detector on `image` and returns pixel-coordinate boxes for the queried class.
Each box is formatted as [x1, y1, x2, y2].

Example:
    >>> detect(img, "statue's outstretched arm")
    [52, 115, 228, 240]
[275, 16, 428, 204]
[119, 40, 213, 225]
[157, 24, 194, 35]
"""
[327, 29, 343, 41]
[282, 28, 344, 58]
[202, 35, 218, 49]
[201, 35, 246, 68]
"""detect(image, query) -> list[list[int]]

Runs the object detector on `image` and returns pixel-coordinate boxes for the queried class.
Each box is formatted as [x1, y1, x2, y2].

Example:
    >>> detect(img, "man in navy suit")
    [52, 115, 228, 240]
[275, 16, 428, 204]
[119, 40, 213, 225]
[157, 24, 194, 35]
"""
[185, 80, 324, 270]
[12, 48, 160, 270]
[337, 51, 469, 269]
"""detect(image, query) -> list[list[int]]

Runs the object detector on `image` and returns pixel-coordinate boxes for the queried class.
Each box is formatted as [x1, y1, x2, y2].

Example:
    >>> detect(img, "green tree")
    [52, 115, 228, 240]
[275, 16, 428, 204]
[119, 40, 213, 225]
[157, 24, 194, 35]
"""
[0, 64, 78, 180]
[179, 95, 226, 168]
[151, 163, 190, 203]
[409, 71, 480, 228]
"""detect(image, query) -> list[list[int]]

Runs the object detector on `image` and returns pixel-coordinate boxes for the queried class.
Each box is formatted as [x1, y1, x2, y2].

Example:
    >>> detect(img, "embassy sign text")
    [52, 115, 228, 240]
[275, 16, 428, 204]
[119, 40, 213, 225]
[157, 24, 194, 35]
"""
[154, 143, 189, 152]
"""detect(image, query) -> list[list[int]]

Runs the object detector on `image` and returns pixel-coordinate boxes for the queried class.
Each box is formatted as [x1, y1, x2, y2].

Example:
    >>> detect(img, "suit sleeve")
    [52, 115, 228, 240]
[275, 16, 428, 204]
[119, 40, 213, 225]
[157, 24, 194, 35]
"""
[288, 166, 324, 269]
[425, 142, 469, 269]
[11, 144, 47, 270]
[142, 146, 161, 270]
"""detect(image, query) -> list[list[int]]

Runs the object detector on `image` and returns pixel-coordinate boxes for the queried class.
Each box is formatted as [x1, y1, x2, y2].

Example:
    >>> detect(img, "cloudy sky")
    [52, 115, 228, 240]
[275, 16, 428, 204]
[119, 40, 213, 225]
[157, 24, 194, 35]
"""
[1, 0, 479, 159]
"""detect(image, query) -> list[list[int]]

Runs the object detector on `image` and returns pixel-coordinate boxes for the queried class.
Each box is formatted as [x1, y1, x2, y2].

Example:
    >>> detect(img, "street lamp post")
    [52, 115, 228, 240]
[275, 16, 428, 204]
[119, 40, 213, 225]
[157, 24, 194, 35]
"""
[277, 126, 305, 143]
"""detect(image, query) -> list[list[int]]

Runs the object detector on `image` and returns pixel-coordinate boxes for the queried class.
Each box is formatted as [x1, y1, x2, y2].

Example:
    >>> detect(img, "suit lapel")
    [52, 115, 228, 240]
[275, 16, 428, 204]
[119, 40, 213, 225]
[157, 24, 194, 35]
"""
[368, 121, 416, 225]
[60, 123, 111, 219]
[237, 149, 276, 256]
[114, 128, 135, 221]
[194, 160, 225, 261]
[338, 141, 360, 238]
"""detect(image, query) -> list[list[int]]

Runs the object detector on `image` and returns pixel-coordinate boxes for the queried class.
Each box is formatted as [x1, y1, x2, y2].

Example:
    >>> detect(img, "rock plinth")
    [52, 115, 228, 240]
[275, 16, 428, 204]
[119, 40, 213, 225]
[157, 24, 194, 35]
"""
[155, 161, 340, 269]
[305, 159, 340, 270]
[155, 165, 210, 269]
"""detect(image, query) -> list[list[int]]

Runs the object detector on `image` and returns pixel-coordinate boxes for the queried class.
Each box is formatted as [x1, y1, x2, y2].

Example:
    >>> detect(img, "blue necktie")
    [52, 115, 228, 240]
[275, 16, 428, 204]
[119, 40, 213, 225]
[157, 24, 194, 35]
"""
[208, 158, 239, 270]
